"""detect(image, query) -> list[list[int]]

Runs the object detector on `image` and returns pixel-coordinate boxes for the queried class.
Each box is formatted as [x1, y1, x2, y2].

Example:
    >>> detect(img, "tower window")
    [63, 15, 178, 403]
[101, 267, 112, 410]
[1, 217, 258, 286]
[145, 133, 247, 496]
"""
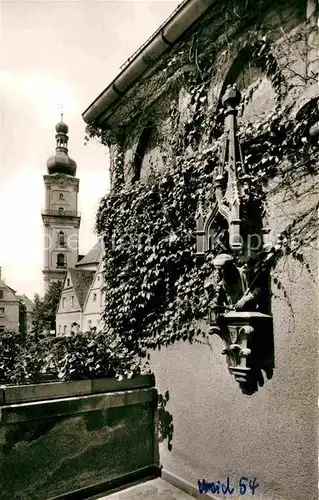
[59, 207, 64, 215]
[93, 293, 97, 302]
[64, 325, 67, 335]
[58, 231, 66, 248]
[71, 295, 74, 307]
[0, 308, 4, 316]
[67, 278, 70, 287]
[62, 297, 66, 308]
[59, 193, 64, 200]
[57, 253, 66, 268]
[0, 290, 3, 299]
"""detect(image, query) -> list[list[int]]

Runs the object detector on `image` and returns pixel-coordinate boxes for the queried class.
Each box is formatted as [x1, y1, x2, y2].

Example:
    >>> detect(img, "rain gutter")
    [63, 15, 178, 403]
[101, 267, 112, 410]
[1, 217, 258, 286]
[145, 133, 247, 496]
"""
[82, 0, 217, 126]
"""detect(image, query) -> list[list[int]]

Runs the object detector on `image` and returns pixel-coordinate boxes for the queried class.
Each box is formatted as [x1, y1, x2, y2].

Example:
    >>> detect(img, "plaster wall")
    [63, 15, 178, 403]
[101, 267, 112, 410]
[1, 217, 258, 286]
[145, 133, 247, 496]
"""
[0, 302, 19, 333]
[82, 261, 104, 331]
[150, 285, 317, 500]
[82, 313, 103, 332]
[150, 210, 317, 500]
[44, 224, 79, 269]
[96, 1, 317, 498]
[43, 175, 79, 213]
[0, 284, 19, 333]
[56, 311, 82, 336]
[49, 186, 78, 213]
[43, 175, 80, 293]
[57, 288, 81, 314]
[149, 171, 318, 500]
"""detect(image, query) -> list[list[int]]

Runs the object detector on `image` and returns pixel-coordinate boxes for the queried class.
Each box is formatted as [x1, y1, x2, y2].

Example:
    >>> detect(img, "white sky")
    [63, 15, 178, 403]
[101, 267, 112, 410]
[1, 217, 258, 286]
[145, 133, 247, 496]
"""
[0, 0, 181, 297]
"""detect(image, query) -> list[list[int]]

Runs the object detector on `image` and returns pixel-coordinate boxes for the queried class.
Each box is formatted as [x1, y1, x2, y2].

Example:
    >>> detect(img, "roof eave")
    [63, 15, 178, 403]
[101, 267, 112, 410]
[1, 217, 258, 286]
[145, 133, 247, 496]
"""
[82, 0, 217, 126]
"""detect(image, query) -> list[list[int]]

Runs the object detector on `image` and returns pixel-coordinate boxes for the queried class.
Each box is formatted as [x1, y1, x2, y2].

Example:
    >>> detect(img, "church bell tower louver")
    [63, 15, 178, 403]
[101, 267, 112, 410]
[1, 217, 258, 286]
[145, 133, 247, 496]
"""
[42, 116, 81, 293]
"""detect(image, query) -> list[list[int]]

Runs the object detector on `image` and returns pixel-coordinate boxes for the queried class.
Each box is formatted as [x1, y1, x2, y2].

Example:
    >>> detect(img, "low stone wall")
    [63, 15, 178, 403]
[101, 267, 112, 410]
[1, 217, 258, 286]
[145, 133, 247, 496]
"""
[0, 375, 159, 500]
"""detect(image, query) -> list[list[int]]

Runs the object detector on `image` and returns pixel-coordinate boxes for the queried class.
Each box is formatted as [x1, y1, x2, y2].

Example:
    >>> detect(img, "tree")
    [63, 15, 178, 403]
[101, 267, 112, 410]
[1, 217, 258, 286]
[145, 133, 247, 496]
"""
[42, 281, 63, 332]
[31, 294, 45, 335]
[18, 299, 27, 340]
[31, 281, 63, 335]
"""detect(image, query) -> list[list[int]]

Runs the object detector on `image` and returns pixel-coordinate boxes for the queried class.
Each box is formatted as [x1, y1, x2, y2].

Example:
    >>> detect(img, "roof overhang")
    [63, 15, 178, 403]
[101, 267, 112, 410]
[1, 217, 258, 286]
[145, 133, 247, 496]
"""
[82, 0, 217, 127]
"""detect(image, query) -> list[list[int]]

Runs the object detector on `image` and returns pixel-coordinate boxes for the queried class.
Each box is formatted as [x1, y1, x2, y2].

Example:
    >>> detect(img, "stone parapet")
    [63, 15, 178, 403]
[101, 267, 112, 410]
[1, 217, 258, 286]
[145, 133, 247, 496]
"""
[0, 375, 158, 500]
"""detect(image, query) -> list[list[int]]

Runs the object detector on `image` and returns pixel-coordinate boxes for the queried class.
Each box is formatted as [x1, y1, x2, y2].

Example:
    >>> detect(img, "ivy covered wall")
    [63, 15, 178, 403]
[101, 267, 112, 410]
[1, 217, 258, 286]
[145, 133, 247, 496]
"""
[88, 0, 318, 360]
[86, 0, 318, 498]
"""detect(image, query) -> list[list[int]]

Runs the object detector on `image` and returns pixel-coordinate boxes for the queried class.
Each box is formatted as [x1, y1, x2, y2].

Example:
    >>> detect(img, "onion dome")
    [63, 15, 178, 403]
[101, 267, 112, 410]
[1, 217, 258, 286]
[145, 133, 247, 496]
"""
[46, 117, 77, 176]
[55, 121, 68, 134]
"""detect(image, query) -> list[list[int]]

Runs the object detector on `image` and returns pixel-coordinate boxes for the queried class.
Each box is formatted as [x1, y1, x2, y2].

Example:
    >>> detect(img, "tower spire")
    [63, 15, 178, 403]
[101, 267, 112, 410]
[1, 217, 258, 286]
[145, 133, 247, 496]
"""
[58, 102, 64, 123]
[46, 112, 77, 176]
[42, 109, 81, 294]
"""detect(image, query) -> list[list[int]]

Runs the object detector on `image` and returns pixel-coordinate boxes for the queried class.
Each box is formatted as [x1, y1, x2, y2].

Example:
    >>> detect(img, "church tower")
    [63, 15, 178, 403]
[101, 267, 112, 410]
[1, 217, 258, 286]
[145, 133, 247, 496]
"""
[42, 117, 81, 293]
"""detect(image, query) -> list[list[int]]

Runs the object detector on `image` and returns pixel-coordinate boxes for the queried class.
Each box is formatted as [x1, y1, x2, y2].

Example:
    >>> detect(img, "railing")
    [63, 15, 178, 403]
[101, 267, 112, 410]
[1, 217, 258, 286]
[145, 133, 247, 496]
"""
[42, 209, 81, 217]
[56, 263, 67, 268]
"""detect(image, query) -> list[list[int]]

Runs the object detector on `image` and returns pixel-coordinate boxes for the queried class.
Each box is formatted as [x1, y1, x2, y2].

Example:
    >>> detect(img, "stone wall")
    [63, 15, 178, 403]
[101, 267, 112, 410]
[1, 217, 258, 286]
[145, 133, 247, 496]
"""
[0, 375, 158, 499]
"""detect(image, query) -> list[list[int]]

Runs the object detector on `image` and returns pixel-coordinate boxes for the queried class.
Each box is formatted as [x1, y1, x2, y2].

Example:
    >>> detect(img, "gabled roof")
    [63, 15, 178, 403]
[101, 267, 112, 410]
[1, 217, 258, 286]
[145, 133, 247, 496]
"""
[17, 294, 35, 311]
[68, 269, 95, 309]
[0, 279, 19, 301]
[75, 240, 104, 267]
[82, 258, 104, 313]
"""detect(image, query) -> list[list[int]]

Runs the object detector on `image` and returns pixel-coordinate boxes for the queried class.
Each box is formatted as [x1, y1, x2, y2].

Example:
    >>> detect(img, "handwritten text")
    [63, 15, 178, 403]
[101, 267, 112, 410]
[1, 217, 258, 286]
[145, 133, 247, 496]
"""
[198, 476, 259, 496]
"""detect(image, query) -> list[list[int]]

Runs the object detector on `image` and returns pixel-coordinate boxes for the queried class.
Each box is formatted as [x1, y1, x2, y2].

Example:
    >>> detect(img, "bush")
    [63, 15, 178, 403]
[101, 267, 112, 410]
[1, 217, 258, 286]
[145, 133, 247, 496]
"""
[0, 331, 147, 385]
[0, 331, 23, 381]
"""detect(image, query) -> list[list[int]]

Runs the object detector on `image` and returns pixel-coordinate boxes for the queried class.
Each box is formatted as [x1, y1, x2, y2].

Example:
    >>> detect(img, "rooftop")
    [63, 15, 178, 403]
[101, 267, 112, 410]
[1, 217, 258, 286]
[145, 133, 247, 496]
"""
[68, 269, 95, 309]
[76, 240, 104, 268]
[16, 295, 35, 311]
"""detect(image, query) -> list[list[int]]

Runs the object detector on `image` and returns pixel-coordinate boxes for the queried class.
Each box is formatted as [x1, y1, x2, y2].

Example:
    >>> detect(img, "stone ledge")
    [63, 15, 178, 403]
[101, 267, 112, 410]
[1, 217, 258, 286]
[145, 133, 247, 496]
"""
[47, 465, 161, 500]
[0, 374, 155, 405]
[0, 387, 157, 424]
[162, 470, 218, 500]
[0, 391, 158, 500]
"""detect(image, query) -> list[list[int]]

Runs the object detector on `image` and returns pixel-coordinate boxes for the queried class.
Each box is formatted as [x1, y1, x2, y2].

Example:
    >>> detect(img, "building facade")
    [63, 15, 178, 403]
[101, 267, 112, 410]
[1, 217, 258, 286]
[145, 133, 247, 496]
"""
[56, 269, 94, 336]
[83, 1, 318, 499]
[17, 294, 35, 335]
[42, 118, 81, 294]
[0, 267, 20, 333]
[82, 258, 105, 332]
[56, 240, 104, 335]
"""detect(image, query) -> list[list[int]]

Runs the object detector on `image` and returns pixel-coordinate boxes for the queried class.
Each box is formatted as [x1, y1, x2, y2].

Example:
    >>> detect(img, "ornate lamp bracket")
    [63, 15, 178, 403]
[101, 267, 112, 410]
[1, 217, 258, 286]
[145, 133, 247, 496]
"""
[195, 85, 274, 395]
